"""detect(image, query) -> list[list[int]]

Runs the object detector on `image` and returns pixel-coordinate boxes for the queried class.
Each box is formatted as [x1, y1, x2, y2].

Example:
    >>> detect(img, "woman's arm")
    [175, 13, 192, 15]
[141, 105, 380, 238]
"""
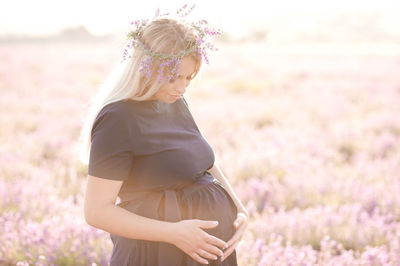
[208, 162, 249, 262]
[84, 175, 229, 264]
[84, 175, 173, 242]
[207, 162, 248, 215]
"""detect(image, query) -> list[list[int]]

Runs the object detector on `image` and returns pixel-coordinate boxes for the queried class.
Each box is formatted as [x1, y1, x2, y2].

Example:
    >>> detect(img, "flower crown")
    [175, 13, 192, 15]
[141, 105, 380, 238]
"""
[121, 4, 222, 83]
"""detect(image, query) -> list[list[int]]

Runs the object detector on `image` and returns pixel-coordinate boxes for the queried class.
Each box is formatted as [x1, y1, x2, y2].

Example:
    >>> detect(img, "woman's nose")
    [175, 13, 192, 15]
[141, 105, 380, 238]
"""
[176, 79, 188, 93]
[176, 86, 186, 94]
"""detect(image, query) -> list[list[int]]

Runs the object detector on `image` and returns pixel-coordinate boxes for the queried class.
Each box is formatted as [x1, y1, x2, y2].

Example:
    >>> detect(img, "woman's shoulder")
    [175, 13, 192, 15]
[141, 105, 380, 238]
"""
[92, 100, 137, 133]
[97, 100, 136, 120]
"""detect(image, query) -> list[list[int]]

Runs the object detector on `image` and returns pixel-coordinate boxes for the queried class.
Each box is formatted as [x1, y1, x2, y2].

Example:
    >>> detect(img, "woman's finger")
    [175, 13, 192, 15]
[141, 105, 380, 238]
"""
[200, 242, 224, 259]
[221, 238, 240, 262]
[196, 247, 218, 261]
[205, 233, 229, 250]
[233, 217, 241, 228]
[226, 223, 246, 246]
[190, 251, 210, 265]
[234, 212, 248, 228]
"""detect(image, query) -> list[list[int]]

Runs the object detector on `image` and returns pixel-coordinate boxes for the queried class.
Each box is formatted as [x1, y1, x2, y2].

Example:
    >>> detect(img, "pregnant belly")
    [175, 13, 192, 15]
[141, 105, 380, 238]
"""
[117, 180, 238, 243]
[180, 181, 238, 243]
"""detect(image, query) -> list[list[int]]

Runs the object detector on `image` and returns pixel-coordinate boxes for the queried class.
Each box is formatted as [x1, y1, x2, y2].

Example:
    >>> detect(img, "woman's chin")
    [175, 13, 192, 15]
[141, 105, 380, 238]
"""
[157, 95, 181, 104]
[170, 95, 181, 102]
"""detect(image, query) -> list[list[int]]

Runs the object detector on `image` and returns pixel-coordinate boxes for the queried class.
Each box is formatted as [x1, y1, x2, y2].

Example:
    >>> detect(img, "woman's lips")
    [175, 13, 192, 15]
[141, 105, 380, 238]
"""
[171, 94, 181, 99]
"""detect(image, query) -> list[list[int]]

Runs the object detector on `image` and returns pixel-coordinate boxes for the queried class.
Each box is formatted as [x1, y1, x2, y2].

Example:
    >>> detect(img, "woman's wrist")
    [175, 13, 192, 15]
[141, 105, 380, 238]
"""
[160, 221, 177, 244]
[236, 205, 249, 216]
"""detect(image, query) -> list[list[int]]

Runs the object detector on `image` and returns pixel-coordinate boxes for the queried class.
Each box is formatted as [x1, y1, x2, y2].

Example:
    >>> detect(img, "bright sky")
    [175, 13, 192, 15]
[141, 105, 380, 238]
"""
[1, 0, 400, 38]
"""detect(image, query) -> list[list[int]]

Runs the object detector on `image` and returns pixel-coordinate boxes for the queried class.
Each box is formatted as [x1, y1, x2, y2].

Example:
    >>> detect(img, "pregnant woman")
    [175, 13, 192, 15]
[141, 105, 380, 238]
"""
[79, 5, 248, 265]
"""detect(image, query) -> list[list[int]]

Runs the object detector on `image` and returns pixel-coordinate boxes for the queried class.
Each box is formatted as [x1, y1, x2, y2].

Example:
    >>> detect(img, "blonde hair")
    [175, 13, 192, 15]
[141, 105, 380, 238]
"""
[79, 17, 202, 165]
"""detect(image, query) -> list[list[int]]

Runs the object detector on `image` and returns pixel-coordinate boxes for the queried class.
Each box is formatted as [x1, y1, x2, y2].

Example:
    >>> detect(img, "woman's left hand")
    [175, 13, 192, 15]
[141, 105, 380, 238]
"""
[221, 209, 249, 261]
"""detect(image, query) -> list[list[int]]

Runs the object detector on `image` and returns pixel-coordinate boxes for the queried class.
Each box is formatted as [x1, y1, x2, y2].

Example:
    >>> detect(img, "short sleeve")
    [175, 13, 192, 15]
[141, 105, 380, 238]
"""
[88, 105, 134, 180]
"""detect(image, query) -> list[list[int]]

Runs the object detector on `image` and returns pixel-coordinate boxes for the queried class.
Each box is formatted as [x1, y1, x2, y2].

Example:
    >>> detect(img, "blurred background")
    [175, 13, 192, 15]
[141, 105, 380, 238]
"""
[1, 0, 400, 265]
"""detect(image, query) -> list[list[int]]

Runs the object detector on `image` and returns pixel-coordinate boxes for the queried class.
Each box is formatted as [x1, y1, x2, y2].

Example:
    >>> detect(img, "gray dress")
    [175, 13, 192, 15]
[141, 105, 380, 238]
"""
[88, 96, 238, 265]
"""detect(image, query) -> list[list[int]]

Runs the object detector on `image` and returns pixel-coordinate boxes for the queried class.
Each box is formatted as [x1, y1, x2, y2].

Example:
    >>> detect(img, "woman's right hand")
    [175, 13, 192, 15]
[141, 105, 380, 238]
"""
[168, 219, 228, 265]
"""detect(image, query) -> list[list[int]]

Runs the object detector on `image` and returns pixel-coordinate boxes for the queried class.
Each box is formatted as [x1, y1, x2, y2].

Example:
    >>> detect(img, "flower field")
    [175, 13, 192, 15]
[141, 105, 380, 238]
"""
[1, 40, 400, 265]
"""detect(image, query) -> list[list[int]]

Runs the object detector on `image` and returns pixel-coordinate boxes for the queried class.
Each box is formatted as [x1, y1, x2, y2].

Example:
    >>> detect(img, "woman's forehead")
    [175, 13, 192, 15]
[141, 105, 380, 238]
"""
[178, 57, 197, 76]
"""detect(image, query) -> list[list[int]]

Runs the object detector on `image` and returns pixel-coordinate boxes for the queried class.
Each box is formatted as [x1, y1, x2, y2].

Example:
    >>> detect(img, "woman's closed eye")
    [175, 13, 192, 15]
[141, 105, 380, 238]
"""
[169, 76, 193, 84]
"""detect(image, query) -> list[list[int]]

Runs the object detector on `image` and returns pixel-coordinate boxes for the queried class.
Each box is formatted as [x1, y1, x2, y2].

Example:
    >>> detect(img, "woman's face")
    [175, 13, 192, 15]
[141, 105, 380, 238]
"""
[150, 56, 197, 104]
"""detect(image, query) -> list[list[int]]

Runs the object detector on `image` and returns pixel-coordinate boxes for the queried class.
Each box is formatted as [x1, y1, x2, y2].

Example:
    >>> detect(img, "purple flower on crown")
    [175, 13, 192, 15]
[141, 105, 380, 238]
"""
[121, 4, 222, 83]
